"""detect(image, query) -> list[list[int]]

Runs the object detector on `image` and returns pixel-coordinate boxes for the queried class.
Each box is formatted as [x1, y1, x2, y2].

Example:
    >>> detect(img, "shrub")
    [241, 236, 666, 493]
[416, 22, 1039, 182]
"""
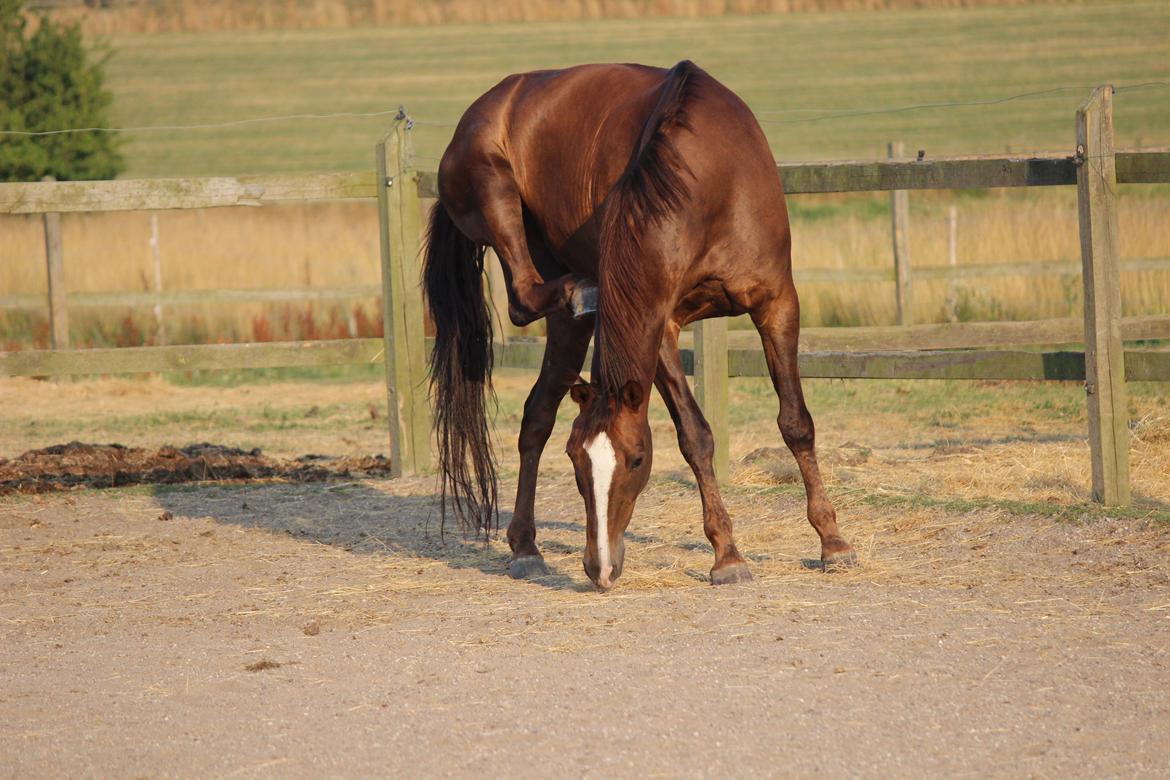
[0, 0, 124, 181]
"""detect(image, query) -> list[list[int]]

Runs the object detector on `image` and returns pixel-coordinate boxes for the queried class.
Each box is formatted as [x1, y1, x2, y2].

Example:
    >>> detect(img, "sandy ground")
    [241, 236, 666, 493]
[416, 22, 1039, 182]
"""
[2, 374, 1169, 778]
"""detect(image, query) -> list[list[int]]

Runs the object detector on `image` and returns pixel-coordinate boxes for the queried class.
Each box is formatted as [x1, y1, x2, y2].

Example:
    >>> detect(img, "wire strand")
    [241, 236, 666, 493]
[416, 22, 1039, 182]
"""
[2, 81, 1166, 138]
[757, 85, 1092, 125]
[0, 108, 406, 137]
[756, 81, 1170, 125]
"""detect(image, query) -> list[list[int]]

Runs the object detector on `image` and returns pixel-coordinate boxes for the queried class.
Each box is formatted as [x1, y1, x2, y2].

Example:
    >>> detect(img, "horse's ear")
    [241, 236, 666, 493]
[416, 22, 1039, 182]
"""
[569, 382, 595, 407]
[620, 380, 644, 411]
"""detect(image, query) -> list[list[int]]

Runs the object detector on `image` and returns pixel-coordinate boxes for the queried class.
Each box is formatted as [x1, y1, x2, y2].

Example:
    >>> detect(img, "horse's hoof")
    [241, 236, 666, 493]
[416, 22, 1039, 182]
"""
[710, 562, 754, 586]
[569, 282, 598, 319]
[822, 547, 859, 571]
[508, 555, 551, 579]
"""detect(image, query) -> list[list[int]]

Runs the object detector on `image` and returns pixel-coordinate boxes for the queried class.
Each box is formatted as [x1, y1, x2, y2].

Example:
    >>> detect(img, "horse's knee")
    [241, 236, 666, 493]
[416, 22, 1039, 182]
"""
[678, 415, 715, 465]
[517, 403, 556, 456]
[778, 407, 815, 453]
[507, 284, 545, 326]
[518, 377, 574, 455]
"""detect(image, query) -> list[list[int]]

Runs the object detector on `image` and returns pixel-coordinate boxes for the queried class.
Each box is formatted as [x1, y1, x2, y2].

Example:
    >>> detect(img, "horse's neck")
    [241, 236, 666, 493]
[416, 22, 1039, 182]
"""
[594, 304, 663, 399]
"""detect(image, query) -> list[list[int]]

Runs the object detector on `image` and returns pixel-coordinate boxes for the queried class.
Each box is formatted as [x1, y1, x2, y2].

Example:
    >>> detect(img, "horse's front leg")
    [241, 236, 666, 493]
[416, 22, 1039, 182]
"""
[654, 321, 753, 585]
[464, 178, 596, 324]
[506, 310, 594, 578]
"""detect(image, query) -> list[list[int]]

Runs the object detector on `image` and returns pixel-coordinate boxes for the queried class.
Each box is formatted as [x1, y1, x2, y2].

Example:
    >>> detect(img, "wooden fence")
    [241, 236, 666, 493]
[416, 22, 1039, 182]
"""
[2, 87, 1169, 503]
[0, 131, 431, 477]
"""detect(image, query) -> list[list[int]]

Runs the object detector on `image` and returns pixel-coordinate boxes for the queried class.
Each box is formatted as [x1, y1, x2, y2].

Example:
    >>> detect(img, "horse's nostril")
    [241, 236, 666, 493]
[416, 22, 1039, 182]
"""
[596, 564, 615, 589]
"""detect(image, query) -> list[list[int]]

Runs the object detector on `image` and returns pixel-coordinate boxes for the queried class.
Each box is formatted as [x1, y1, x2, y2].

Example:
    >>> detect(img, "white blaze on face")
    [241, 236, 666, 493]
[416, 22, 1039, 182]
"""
[584, 432, 617, 588]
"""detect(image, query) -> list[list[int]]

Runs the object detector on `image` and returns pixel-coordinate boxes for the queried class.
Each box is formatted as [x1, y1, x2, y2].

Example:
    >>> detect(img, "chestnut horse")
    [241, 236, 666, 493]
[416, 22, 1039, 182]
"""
[423, 61, 856, 589]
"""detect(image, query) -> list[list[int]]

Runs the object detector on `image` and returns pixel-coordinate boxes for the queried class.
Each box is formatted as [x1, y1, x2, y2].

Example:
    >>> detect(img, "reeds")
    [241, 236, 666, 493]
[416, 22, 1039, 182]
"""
[791, 188, 1170, 327]
[1, 201, 383, 348]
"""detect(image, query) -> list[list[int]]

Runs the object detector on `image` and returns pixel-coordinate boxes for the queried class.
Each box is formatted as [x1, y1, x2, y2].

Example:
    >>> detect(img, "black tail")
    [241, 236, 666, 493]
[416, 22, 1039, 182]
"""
[422, 203, 497, 536]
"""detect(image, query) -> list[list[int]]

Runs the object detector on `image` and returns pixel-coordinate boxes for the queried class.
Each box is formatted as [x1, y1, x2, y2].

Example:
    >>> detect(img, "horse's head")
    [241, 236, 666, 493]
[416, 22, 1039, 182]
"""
[566, 380, 653, 590]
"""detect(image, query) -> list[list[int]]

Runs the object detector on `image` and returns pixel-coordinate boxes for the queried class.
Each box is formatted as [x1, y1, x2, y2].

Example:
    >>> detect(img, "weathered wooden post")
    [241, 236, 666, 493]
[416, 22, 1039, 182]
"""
[945, 205, 959, 323]
[149, 212, 166, 345]
[694, 318, 729, 482]
[376, 111, 432, 477]
[41, 176, 68, 350]
[888, 142, 912, 326]
[1076, 86, 1129, 505]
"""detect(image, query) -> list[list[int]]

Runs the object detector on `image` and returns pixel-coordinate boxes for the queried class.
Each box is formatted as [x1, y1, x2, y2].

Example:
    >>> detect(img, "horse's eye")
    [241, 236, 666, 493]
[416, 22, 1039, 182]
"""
[630, 456, 644, 470]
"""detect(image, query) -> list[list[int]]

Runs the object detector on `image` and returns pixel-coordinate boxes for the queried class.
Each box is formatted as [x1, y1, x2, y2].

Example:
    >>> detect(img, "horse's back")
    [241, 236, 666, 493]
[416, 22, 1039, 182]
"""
[441, 64, 669, 235]
[440, 61, 792, 306]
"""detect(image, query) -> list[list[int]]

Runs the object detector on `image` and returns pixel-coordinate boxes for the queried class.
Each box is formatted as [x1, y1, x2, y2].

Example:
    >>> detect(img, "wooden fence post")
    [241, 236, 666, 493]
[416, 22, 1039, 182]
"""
[888, 142, 912, 326]
[1076, 86, 1129, 505]
[41, 176, 68, 350]
[694, 318, 729, 482]
[945, 205, 959, 322]
[149, 212, 166, 345]
[376, 112, 432, 477]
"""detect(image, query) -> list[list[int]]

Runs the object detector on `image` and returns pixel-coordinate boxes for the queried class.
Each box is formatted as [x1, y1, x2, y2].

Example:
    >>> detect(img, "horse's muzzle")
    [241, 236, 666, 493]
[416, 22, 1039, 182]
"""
[585, 539, 625, 590]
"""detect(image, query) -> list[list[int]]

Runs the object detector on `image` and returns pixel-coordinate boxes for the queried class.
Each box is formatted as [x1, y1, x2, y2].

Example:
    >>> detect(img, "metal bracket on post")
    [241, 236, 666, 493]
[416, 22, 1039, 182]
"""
[1076, 85, 1129, 506]
[375, 111, 432, 477]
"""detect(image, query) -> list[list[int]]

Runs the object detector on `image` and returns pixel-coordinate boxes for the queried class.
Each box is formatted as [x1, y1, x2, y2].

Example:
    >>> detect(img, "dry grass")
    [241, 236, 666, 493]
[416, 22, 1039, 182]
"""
[6, 442, 1163, 629]
[2, 370, 1167, 612]
[1, 202, 380, 295]
[0, 201, 384, 347]
[35, 0, 1083, 35]
[792, 188, 1170, 326]
[3, 188, 1168, 346]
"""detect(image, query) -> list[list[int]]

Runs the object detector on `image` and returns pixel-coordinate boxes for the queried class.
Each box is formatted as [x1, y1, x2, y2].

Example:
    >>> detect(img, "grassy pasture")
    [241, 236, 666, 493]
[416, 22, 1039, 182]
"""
[42, 0, 1119, 35]
[101, 2, 1170, 177]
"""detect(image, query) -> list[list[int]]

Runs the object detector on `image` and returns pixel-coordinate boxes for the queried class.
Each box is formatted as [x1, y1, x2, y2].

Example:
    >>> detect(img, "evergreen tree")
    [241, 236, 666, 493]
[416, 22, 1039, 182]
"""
[1, 0, 124, 181]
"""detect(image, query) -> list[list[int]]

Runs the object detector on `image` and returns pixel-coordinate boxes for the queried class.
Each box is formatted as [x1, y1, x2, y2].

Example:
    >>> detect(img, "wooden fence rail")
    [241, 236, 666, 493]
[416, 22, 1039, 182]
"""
[414, 150, 1170, 200]
[6, 256, 1168, 313]
[5, 337, 1167, 385]
[4, 256, 1167, 315]
[0, 172, 377, 214]
[1, 88, 1167, 503]
[0, 285, 383, 310]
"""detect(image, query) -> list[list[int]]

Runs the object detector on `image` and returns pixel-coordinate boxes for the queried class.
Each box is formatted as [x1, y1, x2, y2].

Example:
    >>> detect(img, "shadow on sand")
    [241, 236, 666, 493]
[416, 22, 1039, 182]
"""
[151, 479, 724, 591]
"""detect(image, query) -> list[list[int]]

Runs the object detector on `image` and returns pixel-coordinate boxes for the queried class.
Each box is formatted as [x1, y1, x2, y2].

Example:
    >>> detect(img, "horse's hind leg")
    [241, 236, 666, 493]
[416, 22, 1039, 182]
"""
[506, 310, 594, 579]
[654, 321, 753, 585]
[453, 171, 593, 326]
[752, 293, 857, 568]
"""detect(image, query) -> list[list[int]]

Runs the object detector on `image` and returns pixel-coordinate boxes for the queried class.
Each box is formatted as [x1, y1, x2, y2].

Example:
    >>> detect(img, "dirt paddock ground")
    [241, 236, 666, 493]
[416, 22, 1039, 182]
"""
[2, 373, 1168, 777]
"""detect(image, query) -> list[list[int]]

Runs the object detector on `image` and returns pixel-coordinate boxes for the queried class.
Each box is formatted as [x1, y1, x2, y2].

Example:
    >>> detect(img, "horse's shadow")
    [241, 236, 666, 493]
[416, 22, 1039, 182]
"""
[150, 479, 704, 592]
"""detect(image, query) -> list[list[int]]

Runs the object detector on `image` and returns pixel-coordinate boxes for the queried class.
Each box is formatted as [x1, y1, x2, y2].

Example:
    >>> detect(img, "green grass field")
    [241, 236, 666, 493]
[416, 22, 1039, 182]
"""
[103, 1, 1170, 177]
